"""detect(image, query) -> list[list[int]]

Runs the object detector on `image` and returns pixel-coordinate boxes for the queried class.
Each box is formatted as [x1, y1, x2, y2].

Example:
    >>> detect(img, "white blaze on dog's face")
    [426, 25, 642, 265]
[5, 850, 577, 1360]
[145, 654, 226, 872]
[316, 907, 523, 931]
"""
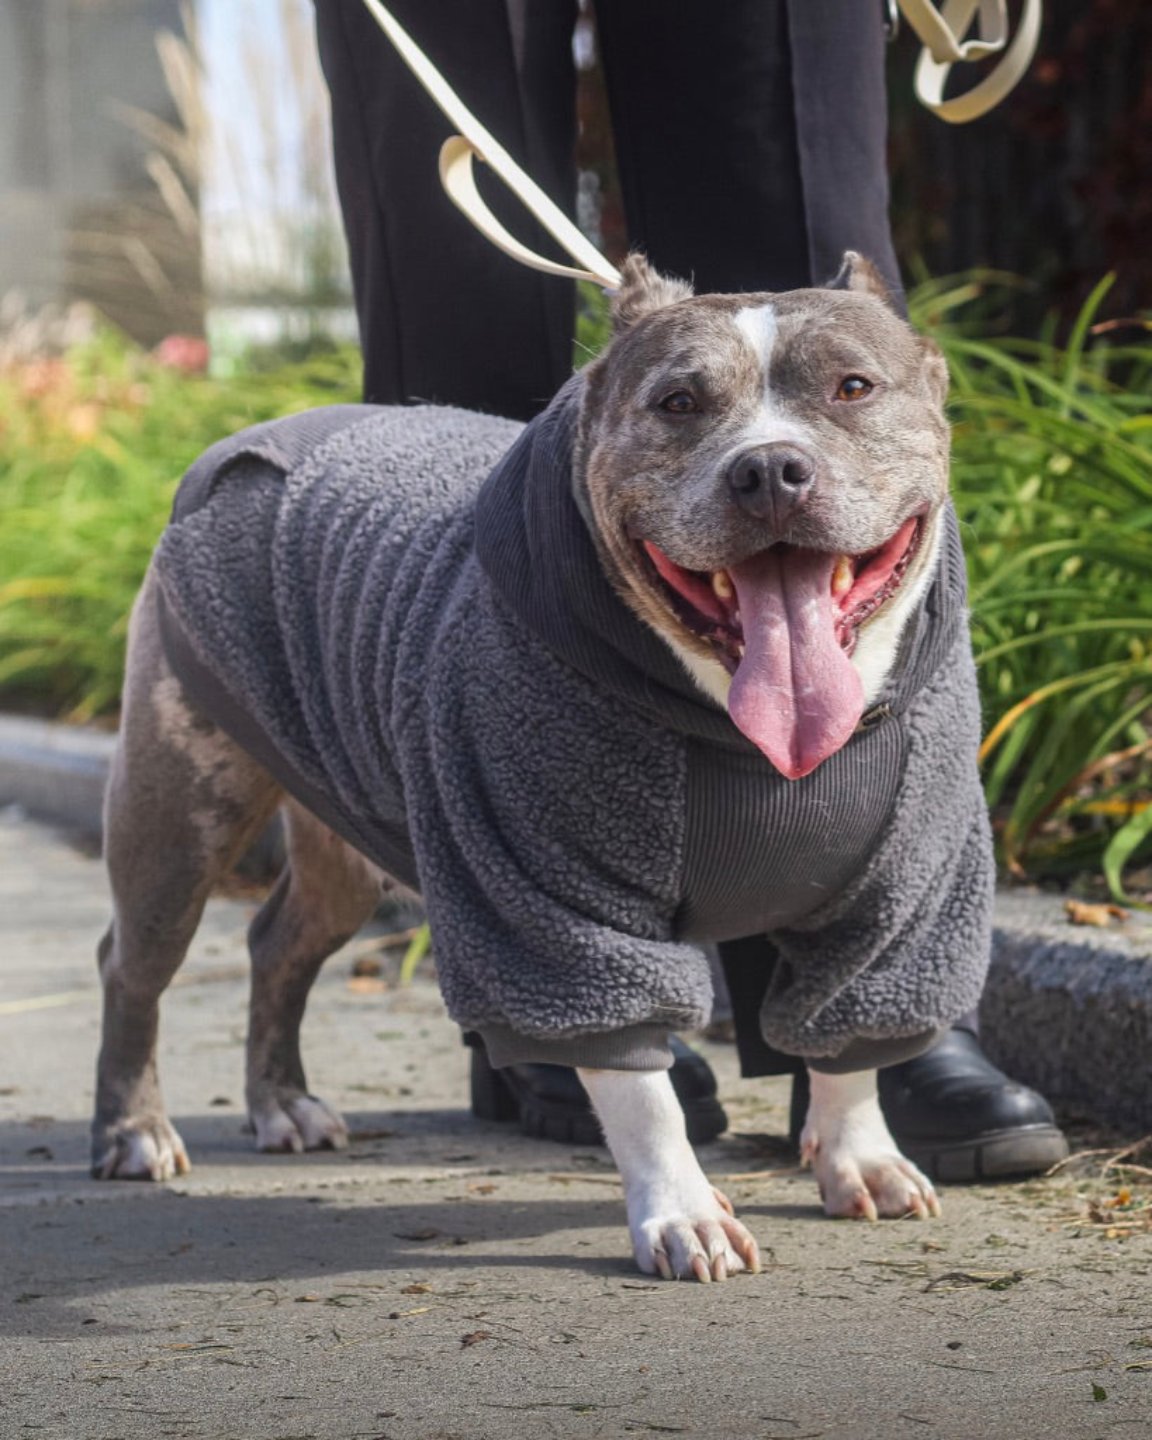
[576, 252, 951, 780]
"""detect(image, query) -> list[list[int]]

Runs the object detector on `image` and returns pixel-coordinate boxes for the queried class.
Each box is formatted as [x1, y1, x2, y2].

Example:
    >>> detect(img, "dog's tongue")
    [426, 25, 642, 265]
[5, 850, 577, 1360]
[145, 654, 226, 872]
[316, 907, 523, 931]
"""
[728, 549, 864, 779]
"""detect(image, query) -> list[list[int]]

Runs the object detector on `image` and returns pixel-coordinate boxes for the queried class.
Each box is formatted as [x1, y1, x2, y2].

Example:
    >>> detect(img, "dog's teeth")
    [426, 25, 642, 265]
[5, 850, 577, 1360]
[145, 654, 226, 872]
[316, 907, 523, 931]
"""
[736, 642, 746, 659]
[712, 570, 734, 601]
[832, 556, 853, 597]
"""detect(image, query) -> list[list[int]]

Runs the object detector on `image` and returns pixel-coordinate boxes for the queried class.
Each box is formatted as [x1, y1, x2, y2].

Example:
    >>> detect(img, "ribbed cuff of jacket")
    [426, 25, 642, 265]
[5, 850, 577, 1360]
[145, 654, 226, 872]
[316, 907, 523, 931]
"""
[805, 1026, 944, 1074]
[477, 1023, 675, 1071]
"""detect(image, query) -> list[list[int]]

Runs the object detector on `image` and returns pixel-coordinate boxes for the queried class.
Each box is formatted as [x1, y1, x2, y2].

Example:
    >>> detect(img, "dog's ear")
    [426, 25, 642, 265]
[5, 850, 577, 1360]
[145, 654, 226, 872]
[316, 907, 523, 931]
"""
[611, 253, 693, 334]
[920, 335, 950, 408]
[827, 251, 899, 311]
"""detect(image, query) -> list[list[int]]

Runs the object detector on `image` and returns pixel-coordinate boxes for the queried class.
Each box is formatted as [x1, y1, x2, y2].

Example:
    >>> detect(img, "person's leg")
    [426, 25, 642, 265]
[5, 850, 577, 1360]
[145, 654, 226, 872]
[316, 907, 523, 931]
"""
[314, 0, 577, 419]
[592, 0, 901, 301]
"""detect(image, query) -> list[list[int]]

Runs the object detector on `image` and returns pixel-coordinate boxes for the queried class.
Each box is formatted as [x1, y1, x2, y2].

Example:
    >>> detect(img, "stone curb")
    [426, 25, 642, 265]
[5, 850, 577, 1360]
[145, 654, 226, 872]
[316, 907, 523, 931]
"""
[3, 714, 1150, 1129]
[0, 714, 115, 839]
[984, 892, 1152, 1130]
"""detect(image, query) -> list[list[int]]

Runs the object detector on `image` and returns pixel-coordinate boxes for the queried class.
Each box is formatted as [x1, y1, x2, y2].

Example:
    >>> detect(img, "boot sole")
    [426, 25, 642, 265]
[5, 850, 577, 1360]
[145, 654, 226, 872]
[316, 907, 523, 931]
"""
[899, 1123, 1070, 1183]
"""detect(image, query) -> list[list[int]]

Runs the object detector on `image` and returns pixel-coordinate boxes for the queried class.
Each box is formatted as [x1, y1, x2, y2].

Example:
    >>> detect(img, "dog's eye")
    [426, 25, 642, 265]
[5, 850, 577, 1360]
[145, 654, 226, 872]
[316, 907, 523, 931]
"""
[658, 390, 699, 415]
[836, 375, 873, 402]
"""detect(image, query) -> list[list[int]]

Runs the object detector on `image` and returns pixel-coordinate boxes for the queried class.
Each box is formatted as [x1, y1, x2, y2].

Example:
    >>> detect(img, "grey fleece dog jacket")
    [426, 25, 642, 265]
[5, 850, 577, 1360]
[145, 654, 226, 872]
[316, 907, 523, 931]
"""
[153, 379, 995, 1073]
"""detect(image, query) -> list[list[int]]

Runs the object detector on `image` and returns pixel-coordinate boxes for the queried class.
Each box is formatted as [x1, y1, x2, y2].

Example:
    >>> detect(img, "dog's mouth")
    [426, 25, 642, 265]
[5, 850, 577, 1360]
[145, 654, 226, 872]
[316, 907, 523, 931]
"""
[638, 515, 924, 778]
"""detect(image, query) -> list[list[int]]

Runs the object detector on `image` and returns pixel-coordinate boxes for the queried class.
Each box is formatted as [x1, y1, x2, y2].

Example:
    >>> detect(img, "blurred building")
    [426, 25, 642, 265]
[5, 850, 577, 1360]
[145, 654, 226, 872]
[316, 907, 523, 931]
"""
[0, 0, 201, 346]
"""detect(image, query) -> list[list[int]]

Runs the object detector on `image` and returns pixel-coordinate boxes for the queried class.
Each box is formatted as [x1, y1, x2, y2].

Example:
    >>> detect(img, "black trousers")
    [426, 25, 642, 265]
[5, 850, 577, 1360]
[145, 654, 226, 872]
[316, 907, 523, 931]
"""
[314, 0, 902, 419]
[314, 0, 946, 1077]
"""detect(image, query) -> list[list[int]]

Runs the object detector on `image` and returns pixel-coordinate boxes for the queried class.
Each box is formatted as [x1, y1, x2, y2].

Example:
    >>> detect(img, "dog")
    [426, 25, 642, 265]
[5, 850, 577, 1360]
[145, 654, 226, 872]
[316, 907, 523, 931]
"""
[92, 253, 994, 1283]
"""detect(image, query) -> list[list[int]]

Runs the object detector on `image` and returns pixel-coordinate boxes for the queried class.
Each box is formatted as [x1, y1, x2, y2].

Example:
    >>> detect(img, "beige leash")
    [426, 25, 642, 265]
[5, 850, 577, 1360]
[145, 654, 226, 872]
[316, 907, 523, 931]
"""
[360, 0, 621, 289]
[897, 0, 1043, 123]
[359, 0, 1042, 287]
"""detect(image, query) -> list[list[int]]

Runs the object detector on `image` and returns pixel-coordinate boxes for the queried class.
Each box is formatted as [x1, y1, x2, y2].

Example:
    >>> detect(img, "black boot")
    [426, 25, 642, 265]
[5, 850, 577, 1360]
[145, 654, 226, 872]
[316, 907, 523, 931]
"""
[468, 1034, 728, 1146]
[789, 1026, 1068, 1182]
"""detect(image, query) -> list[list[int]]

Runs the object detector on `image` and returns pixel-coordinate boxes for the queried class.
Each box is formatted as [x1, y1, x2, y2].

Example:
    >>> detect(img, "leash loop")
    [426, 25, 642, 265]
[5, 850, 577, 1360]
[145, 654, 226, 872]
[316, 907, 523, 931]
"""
[360, 0, 621, 290]
[898, 0, 1043, 122]
[438, 137, 615, 287]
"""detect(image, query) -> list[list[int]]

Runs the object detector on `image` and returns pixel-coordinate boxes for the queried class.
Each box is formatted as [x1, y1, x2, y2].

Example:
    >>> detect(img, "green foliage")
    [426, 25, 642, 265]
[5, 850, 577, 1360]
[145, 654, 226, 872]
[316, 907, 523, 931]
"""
[914, 274, 1152, 892]
[0, 329, 359, 719]
[576, 281, 613, 366]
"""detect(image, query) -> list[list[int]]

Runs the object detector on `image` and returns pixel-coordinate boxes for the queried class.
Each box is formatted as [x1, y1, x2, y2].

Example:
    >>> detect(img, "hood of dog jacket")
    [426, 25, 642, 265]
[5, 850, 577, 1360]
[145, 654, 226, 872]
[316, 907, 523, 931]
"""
[475, 374, 957, 756]
[154, 385, 994, 1073]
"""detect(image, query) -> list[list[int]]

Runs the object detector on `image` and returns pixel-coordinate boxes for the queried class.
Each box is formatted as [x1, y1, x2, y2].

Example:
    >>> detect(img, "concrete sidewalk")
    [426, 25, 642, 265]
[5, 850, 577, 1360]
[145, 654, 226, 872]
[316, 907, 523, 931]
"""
[2, 808, 1152, 1440]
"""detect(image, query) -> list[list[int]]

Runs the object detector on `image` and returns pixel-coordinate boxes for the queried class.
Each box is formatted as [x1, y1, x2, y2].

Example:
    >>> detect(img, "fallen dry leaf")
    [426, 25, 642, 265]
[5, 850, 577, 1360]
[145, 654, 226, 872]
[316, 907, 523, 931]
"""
[1064, 899, 1130, 928]
[346, 976, 389, 995]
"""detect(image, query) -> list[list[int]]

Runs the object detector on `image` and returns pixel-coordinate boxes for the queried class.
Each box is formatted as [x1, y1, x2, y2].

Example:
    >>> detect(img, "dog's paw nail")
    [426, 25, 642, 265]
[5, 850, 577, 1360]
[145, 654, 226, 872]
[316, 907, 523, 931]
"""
[252, 1094, 348, 1155]
[690, 1254, 712, 1284]
[92, 1121, 190, 1182]
[653, 1250, 673, 1281]
[711, 1186, 735, 1217]
[906, 1191, 930, 1220]
[712, 1253, 728, 1282]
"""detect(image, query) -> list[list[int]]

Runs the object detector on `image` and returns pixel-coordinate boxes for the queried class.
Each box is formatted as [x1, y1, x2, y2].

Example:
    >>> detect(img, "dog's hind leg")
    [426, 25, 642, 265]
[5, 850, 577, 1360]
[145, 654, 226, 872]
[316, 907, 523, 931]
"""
[244, 800, 384, 1153]
[93, 571, 281, 1180]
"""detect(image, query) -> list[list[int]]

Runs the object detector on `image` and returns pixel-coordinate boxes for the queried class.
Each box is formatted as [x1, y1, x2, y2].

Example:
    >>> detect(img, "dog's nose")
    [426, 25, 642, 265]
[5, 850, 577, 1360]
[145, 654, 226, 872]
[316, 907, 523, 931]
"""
[727, 443, 816, 524]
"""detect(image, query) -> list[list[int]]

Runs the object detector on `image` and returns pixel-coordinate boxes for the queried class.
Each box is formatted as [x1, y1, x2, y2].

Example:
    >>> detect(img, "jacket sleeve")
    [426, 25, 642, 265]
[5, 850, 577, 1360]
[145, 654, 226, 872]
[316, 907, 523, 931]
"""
[757, 633, 996, 1065]
[400, 579, 715, 1065]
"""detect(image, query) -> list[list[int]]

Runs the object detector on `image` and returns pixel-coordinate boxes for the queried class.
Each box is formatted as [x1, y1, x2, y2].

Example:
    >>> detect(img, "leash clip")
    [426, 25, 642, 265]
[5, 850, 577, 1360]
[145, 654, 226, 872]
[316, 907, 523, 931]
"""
[857, 703, 894, 733]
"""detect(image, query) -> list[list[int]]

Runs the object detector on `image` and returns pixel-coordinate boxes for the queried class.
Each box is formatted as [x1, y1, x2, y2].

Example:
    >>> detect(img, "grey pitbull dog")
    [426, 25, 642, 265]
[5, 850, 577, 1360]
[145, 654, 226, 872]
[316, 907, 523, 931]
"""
[93, 254, 990, 1282]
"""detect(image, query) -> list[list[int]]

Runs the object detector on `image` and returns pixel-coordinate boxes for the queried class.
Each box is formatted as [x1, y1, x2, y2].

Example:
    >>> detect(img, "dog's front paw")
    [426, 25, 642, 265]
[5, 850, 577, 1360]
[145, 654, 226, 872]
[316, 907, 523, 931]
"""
[804, 1136, 939, 1221]
[92, 1115, 190, 1181]
[806, 1065, 938, 1221]
[630, 1182, 761, 1283]
[801, 1067, 940, 1222]
[249, 1090, 349, 1154]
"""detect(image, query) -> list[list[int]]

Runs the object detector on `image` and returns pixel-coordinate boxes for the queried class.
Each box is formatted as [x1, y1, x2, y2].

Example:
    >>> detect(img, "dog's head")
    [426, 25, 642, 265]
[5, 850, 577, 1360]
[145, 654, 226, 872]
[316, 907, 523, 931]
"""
[576, 252, 951, 779]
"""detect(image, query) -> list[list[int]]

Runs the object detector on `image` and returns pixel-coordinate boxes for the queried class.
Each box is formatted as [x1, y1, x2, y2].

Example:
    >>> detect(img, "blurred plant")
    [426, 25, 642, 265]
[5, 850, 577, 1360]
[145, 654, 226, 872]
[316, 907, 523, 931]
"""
[912, 274, 1152, 898]
[107, 0, 350, 352]
[194, 0, 350, 309]
[0, 296, 98, 370]
[0, 328, 359, 720]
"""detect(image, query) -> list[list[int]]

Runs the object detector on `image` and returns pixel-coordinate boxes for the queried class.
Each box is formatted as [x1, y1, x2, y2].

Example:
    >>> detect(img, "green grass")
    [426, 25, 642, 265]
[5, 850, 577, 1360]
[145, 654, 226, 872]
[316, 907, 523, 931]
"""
[914, 275, 1152, 895]
[0, 331, 359, 719]
[2, 282, 1150, 892]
